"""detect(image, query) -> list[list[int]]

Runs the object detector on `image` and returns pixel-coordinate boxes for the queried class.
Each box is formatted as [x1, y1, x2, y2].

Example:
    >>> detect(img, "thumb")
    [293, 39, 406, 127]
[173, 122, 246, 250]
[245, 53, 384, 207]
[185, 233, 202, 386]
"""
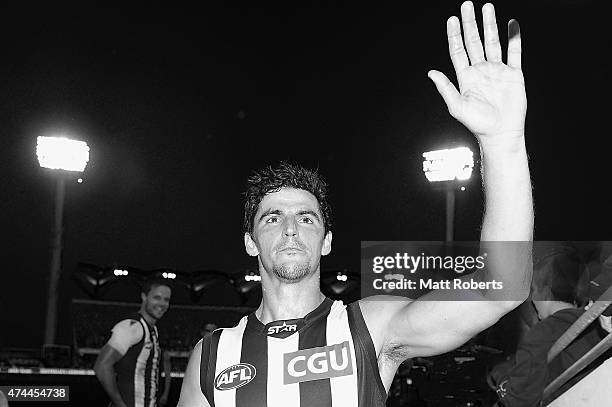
[427, 70, 462, 119]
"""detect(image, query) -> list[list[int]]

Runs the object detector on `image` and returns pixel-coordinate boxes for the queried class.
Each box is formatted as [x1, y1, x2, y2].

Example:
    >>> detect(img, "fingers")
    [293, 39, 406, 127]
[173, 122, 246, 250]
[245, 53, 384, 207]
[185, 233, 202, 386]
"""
[427, 70, 462, 118]
[443, 3, 521, 81]
[460, 1, 485, 65]
[507, 19, 522, 69]
[447, 16, 469, 74]
[482, 3, 502, 62]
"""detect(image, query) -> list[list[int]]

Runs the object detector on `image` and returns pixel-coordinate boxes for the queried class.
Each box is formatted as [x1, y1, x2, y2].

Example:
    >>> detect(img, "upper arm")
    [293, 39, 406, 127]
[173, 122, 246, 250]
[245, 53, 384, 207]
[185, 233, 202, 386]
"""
[95, 319, 143, 373]
[361, 293, 510, 360]
[177, 340, 210, 407]
[94, 343, 124, 373]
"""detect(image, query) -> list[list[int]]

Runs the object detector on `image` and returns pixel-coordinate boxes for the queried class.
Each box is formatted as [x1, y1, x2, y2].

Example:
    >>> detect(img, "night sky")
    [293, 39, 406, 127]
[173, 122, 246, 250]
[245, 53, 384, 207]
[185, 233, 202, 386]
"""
[1, 1, 610, 348]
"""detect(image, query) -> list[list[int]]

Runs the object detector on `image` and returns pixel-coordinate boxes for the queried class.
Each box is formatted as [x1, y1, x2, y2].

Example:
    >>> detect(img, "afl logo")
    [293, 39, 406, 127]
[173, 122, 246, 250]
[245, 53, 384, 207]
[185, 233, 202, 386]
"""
[214, 363, 256, 391]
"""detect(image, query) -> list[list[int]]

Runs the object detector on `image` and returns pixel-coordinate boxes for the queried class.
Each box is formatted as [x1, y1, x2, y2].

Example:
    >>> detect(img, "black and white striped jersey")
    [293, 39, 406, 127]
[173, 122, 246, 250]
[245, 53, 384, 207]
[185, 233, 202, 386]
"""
[199, 298, 387, 407]
[109, 313, 161, 407]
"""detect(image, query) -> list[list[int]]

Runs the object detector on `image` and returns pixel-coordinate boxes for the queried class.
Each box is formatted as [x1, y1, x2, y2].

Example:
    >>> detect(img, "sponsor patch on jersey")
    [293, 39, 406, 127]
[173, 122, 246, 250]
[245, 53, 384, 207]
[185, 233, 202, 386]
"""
[214, 363, 256, 391]
[265, 319, 301, 338]
[283, 341, 353, 384]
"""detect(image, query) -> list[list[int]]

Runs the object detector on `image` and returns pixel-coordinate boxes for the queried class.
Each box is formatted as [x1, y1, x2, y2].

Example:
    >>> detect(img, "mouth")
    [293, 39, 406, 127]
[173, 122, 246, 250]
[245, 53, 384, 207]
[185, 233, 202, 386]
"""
[278, 247, 305, 254]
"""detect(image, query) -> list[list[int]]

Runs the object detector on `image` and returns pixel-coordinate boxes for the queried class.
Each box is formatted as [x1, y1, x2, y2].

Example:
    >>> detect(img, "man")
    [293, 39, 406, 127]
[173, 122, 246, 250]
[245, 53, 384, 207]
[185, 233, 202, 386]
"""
[489, 249, 605, 406]
[95, 277, 172, 407]
[178, 2, 533, 406]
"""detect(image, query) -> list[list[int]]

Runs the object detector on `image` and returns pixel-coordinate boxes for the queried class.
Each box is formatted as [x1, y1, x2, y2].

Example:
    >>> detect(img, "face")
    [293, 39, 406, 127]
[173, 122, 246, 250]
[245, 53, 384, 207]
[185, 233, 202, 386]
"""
[244, 188, 332, 282]
[141, 284, 171, 321]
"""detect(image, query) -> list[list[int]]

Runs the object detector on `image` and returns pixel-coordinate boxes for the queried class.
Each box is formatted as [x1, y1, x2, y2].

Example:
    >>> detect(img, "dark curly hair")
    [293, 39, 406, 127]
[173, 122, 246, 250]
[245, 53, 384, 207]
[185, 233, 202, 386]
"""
[243, 161, 333, 236]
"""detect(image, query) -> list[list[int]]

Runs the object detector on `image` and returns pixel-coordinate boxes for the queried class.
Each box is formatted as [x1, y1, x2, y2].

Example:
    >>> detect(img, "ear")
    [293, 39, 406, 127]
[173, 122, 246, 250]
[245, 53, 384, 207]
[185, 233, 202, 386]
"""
[141, 292, 147, 303]
[321, 231, 333, 256]
[244, 233, 259, 256]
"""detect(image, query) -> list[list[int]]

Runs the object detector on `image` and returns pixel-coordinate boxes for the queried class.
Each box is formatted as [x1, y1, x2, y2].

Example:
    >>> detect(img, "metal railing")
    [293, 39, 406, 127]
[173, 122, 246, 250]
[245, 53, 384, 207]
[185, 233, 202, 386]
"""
[542, 285, 612, 405]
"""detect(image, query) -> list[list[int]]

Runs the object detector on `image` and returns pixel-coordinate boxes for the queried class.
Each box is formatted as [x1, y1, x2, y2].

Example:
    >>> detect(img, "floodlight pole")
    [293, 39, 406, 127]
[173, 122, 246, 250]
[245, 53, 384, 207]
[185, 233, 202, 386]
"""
[445, 184, 455, 242]
[44, 175, 66, 345]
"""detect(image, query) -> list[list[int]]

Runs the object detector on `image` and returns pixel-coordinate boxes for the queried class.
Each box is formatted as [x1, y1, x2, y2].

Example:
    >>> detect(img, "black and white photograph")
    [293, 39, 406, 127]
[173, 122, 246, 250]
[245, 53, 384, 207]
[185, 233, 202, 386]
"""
[1, 1, 611, 406]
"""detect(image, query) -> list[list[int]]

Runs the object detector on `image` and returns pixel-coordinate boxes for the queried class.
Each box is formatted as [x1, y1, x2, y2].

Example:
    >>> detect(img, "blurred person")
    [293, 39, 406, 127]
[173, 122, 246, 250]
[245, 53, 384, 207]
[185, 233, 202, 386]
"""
[95, 277, 172, 407]
[189, 323, 219, 353]
[488, 249, 607, 407]
[179, 2, 533, 406]
[201, 322, 218, 338]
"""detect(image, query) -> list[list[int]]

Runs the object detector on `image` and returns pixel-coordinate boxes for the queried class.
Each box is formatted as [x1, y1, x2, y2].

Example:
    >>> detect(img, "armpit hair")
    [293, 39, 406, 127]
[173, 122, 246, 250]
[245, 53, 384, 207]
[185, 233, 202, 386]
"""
[382, 341, 412, 364]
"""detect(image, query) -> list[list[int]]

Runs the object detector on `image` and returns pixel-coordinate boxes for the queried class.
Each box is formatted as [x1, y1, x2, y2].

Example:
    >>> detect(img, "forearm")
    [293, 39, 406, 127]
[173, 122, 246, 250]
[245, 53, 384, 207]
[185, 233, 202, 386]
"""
[478, 134, 533, 303]
[162, 354, 172, 396]
[94, 364, 125, 406]
[480, 134, 533, 242]
[163, 375, 171, 397]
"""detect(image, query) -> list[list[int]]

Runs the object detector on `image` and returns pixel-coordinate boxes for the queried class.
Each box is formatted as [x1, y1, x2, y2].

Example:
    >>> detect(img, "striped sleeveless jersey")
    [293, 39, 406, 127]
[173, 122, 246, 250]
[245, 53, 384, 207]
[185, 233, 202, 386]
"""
[199, 298, 387, 406]
[113, 313, 161, 407]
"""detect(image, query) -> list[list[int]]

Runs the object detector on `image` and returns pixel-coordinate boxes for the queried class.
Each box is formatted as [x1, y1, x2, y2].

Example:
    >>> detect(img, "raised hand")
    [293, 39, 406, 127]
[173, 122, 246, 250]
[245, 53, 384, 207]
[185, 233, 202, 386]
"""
[429, 1, 526, 141]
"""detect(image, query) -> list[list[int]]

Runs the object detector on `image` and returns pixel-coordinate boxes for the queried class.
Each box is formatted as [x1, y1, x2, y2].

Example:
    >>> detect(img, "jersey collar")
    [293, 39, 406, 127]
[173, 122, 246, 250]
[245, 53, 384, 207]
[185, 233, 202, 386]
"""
[247, 297, 333, 338]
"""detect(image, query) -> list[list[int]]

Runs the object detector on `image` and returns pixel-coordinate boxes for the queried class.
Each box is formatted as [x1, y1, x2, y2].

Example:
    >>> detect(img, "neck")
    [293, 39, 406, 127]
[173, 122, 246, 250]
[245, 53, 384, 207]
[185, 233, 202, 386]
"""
[139, 308, 157, 326]
[256, 270, 325, 324]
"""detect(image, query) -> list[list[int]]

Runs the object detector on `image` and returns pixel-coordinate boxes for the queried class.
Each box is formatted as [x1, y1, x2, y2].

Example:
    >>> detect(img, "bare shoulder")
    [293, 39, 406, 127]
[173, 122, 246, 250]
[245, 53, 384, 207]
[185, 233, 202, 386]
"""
[177, 340, 210, 407]
[106, 319, 144, 355]
[190, 338, 203, 359]
[358, 295, 413, 354]
[112, 318, 143, 333]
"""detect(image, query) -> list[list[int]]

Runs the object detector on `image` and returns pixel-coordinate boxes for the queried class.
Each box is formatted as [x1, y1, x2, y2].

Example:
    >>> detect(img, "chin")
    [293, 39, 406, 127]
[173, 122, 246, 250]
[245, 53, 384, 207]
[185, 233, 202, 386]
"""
[151, 310, 166, 319]
[272, 262, 313, 282]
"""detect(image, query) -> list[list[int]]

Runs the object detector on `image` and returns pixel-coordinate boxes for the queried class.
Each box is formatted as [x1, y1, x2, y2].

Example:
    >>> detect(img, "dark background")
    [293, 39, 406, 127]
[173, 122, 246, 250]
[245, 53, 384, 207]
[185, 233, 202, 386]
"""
[1, 0, 610, 349]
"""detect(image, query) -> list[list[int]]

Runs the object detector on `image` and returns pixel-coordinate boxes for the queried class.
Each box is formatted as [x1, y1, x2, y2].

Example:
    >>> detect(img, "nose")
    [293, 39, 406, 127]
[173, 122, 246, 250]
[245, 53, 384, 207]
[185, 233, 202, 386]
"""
[283, 216, 298, 237]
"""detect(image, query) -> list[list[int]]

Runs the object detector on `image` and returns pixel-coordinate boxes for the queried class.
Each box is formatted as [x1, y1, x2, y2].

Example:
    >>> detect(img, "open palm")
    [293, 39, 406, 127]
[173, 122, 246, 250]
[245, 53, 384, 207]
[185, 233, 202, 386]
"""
[429, 2, 526, 140]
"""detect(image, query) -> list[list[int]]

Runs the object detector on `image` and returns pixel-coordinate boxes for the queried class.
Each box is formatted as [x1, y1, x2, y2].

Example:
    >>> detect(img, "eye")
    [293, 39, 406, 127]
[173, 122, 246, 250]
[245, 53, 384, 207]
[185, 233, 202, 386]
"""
[299, 216, 314, 224]
[266, 216, 279, 223]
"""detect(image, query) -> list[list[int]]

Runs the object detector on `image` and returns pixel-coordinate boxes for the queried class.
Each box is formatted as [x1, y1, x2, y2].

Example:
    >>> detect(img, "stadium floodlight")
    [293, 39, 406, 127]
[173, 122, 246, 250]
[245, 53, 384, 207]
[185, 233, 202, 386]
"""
[72, 262, 117, 299]
[162, 271, 176, 279]
[113, 269, 129, 276]
[235, 271, 262, 292]
[188, 270, 232, 303]
[38, 135, 90, 346]
[36, 136, 90, 172]
[321, 270, 358, 300]
[422, 146, 474, 242]
[245, 273, 262, 282]
[422, 146, 474, 182]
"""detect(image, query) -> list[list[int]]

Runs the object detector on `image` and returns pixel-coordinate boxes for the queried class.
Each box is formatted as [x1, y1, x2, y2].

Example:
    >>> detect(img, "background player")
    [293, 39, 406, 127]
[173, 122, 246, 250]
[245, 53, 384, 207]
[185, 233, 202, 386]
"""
[95, 277, 172, 407]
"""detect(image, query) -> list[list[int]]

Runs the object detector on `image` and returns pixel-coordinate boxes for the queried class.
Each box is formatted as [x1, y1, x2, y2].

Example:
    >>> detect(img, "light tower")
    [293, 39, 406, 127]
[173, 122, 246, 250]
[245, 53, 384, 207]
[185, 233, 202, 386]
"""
[422, 146, 474, 242]
[37, 135, 90, 344]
